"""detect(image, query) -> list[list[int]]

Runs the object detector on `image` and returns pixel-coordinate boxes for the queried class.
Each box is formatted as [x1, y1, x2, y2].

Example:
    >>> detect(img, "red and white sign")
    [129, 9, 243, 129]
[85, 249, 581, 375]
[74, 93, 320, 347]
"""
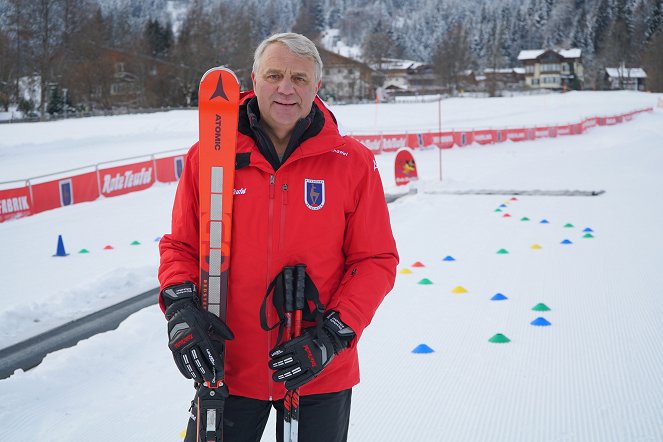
[381, 135, 409, 152]
[432, 132, 455, 149]
[394, 148, 418, 186]
[0, 186, 32, 222]
[351, 135, 382, 154]
[504, 129, 529, 142]
[99, 161, 155, 197]
[472, 130, 496, 145]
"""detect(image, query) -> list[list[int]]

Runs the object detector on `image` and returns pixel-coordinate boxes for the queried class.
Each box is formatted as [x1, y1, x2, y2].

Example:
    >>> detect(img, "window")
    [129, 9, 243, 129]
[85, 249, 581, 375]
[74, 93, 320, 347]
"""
[542, 76, 559, 84]
[540, 63, 560, 72]
[525, 65, 534, 74]
[531, 78, 540, 86]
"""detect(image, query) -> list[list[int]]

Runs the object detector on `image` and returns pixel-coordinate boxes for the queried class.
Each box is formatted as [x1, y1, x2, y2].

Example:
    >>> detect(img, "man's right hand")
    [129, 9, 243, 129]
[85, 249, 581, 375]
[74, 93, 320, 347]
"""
[162, 283, 234, 384]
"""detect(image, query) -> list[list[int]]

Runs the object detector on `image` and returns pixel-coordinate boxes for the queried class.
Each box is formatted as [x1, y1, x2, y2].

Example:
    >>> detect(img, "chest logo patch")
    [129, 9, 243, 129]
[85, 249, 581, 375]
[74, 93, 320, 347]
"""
[304, 179, 325, 211]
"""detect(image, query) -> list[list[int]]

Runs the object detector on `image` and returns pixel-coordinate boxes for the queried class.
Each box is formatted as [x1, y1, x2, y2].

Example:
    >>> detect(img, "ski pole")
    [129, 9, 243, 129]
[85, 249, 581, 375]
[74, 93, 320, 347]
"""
[282, 267, 295, 442]
[288, 264, 307, 442]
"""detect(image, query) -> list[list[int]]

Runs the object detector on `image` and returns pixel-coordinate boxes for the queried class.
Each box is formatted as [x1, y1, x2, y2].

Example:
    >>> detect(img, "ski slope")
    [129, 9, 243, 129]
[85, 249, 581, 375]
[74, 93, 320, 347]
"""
[1, 91, 663, 441]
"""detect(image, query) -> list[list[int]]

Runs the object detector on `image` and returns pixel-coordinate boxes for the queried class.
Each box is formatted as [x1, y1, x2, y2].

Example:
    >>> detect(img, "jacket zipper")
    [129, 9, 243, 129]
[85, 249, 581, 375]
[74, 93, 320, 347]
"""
[267, 174, 275, 400]
[280, 184, 288, 251]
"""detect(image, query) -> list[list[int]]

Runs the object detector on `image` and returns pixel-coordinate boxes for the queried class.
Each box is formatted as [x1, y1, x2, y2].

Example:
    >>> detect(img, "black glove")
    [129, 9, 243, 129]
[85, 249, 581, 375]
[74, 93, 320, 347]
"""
[163, 282, 234, 385]
[269, 310, 355, 390]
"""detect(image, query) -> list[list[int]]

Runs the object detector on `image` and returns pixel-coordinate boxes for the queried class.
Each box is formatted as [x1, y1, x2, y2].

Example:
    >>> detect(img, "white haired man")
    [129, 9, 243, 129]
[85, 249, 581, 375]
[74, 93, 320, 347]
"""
[159, 32, 398, 441]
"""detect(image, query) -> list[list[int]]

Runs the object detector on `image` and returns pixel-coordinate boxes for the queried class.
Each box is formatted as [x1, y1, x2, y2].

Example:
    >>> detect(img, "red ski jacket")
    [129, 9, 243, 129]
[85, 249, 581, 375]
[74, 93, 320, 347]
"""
[159, 92, 398, 400]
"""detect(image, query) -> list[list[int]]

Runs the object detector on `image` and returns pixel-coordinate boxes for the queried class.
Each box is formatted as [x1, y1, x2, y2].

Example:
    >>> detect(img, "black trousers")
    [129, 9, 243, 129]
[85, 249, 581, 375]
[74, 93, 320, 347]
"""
[184, 389, 352, 442]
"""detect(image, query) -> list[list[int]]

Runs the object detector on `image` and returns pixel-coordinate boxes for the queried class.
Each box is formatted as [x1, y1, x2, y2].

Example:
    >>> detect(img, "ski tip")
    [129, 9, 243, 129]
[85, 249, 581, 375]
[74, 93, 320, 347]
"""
[200, 66, 240, 85]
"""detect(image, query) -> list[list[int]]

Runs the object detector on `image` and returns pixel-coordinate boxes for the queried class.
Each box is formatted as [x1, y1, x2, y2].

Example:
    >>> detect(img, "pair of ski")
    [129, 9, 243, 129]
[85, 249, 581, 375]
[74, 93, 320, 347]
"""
[196, 67, 302, 442]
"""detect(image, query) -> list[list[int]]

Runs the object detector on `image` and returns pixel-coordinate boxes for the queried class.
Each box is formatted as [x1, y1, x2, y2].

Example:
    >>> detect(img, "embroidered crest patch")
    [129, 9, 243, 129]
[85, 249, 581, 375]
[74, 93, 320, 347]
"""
[304, 179, 325, 210]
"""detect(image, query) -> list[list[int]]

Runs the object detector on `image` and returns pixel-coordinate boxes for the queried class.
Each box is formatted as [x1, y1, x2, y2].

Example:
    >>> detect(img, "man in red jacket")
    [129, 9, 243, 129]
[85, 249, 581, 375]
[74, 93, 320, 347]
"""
[159, 32, 398, 442]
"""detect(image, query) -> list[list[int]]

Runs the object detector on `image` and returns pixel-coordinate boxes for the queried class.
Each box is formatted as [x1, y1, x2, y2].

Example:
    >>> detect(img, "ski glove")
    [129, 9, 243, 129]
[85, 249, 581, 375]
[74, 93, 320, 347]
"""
[163, 283, 234, 385]
[269, 310, 356, 390]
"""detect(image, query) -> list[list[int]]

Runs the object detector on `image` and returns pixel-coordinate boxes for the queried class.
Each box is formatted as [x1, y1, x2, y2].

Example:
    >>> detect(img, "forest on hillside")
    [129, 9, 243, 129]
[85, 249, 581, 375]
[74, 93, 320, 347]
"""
[1, 0, 661, 117]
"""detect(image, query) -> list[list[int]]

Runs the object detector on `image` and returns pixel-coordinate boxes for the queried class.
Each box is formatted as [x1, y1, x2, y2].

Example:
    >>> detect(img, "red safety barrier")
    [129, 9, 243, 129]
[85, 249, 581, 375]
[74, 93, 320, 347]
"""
[556, 125, 573, 136]
[583, 118, 598, 131]
[0, 186, 32, 222]
[431, 132, 455, 149]
[381, 134, 409, 152]
[155, 155, 185, 183]
[472, 129, 496, 145]
[351, 134, 382, 154]
[98, 160, 155, 198]
[31, 171, 99, 214]
[503, 128, 529, 142]
[533, 127, 553, 139]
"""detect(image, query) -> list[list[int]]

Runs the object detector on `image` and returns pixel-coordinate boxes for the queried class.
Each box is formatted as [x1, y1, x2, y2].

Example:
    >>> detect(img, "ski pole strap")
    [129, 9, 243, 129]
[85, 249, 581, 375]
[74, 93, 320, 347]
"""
[259, 264, 326, 346]
[196, 383, 229, 442]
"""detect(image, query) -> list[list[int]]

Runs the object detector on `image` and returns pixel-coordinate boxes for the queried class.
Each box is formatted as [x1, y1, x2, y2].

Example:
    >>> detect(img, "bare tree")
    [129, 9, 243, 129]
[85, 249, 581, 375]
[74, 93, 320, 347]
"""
[433, 23, 473, 94]
[643, 31, 663, 91]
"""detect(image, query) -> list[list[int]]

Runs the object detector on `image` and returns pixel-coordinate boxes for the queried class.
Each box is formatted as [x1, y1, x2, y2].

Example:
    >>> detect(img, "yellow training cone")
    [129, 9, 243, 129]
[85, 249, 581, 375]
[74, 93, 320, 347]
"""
[399, 268, 413, 274]
[530, 244, 542, 250]
[452, 286, 468, 294]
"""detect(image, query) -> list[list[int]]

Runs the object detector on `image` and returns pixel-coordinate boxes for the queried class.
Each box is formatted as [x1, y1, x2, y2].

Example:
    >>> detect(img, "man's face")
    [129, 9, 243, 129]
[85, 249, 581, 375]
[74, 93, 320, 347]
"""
[252, 43, 321, 136]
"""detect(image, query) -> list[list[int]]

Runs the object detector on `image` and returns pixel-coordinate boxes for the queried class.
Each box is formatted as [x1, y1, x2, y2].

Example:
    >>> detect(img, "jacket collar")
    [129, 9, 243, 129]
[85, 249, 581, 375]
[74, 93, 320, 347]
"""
[237, 91, 345, 172]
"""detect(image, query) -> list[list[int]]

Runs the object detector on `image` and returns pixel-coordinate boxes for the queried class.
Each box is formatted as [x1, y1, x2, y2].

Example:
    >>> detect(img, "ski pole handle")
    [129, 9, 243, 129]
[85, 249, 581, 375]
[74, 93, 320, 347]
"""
[293, 265, 306, 337]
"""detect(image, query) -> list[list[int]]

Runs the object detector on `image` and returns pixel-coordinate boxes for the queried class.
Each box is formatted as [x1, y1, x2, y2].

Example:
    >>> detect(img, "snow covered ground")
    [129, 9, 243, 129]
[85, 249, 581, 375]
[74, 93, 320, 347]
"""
[1, 91, 662, 441]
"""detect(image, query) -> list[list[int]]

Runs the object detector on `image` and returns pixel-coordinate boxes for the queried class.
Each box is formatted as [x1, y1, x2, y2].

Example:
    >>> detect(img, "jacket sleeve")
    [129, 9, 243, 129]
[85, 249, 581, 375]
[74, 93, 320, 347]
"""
[157, 143, 200, 313]
[325, 141, 399, 344]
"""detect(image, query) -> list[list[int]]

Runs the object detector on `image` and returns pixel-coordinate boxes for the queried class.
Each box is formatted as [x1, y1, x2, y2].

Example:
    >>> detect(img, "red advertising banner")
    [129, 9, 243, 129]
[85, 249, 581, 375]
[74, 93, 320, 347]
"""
[394, 148, 418, 186]
[504, 128, 529, 142]
[155, 155, 185, 183]
[453, 131, 473, 147]
[583, 118, 598, 131]
[351, 135, 382, 154]
[431, 132, 455, 149]
[98, 161, 155, 198]
[0, 186, 32, 222]
[571, 123, 584, 134]
[604, 116, 618, 125]
[533, 127, 553, 139]
[69, 171, 100, 204]
[407, 133, 423, 149]
[381, 134, 409, 152]
[472, 130, 496, 145]
[556, 125, 573, 136]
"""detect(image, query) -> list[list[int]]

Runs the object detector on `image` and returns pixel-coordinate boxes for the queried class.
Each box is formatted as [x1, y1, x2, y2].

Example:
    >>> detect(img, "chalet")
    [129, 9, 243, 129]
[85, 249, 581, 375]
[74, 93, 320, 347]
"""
[482, 67, 526, 91]
[318, 47, 374, 102]
[605, 65, 647, 91]
[373, 58, 437, 95]
[517, 49, 583, 90]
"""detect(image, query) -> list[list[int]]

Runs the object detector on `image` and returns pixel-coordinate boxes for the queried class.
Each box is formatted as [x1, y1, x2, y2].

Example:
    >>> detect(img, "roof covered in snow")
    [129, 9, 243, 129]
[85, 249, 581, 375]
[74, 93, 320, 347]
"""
[517, 48, 582, 60]
[606, 67, 647, 78]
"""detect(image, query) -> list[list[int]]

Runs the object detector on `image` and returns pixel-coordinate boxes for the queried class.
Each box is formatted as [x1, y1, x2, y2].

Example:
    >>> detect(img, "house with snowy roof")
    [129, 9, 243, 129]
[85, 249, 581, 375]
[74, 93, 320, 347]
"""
[517, 49, 583, 91]
[605, 65, 647, 91]
[317, 47, 375, 103]
[372, 58, 437, 95]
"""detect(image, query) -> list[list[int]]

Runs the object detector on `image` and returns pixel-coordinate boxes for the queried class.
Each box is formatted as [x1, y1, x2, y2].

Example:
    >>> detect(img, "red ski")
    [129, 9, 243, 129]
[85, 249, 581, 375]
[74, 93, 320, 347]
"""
[197, 67, 240, 442]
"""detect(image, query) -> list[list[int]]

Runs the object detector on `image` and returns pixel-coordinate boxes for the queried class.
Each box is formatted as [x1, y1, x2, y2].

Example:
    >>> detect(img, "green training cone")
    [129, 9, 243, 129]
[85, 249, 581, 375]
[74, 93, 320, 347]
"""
[489, 333, 511, 343]
[418, 278, 433, 285]
[532, 303, 551, 312]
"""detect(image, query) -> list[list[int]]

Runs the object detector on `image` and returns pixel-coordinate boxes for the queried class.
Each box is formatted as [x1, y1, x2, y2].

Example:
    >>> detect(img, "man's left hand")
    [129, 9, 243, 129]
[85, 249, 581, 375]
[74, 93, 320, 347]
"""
[268, 310, 355, 390]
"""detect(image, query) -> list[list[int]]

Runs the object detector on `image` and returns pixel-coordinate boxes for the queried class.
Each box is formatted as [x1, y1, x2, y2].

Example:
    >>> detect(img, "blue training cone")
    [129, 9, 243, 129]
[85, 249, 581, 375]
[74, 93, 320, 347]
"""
[412, 344, 435, 354]
[53, 234, 69, 257]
